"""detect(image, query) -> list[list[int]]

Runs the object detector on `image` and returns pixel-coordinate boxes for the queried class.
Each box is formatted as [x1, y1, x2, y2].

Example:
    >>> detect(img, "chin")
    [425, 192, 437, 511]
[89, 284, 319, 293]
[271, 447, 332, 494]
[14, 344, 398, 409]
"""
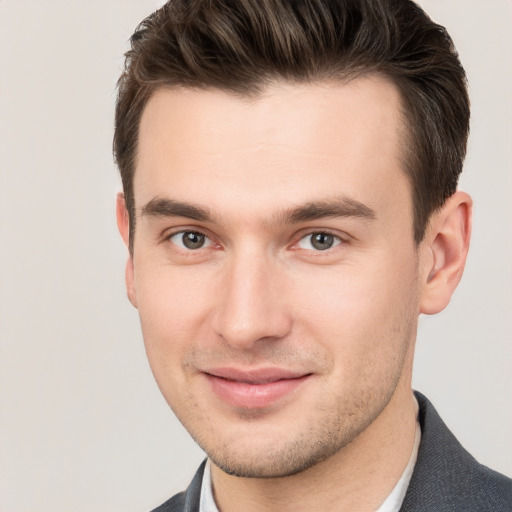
[196, 420, 365, 479]
[210, 448, 334, 479]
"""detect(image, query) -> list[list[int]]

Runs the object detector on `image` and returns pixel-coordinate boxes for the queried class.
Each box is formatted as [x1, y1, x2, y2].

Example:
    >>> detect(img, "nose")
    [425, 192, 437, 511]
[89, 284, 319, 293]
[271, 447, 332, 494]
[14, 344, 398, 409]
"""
[211, 249, 292, 350]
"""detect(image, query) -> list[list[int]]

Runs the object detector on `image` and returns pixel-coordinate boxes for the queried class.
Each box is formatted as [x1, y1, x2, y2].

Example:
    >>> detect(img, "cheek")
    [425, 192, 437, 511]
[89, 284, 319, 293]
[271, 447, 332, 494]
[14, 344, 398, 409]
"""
[292, 255, 420, 354]
[133, 263, 217, 369]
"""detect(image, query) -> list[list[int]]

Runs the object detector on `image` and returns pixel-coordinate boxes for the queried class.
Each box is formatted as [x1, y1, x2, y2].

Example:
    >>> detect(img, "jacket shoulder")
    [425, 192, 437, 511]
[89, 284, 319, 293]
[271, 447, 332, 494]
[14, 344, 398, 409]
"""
[150, 460, 206, 512]
[150, 491, 186, 512]
[481, 466, 512, 507]
[401, 392, 512, 511]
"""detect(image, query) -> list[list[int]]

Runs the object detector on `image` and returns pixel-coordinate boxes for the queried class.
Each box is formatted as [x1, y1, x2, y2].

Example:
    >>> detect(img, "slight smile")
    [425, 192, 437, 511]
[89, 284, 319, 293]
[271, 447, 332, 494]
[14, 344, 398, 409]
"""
[203, 368, 313, 409]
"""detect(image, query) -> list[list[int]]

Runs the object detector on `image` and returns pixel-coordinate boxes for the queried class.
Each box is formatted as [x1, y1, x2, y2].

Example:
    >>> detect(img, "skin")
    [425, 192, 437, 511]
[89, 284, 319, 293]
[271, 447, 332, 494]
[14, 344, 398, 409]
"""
[117, 76, 472, 511]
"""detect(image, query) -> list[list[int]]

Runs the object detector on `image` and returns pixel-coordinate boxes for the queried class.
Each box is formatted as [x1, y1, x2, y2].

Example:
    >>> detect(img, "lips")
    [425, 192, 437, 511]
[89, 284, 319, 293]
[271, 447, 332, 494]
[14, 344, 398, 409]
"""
[203, 367, 311, 409]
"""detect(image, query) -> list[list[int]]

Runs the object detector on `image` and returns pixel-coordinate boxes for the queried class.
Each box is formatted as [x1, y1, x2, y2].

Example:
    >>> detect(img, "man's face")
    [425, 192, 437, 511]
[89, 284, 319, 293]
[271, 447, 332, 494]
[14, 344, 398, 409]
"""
[124, 76, 425, 478]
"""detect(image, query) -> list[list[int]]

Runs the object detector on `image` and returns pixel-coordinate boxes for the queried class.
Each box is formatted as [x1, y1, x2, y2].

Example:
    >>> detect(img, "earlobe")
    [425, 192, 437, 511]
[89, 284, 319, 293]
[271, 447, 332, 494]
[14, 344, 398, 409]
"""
[125, 257, 138, 308]
[116, 192, 138, 308]
[419, 191, 472, 315]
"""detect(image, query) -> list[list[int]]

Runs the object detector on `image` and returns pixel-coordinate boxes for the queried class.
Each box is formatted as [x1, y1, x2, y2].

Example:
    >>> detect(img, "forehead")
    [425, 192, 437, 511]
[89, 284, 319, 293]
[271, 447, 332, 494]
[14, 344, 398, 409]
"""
[135, 76, 409, 221]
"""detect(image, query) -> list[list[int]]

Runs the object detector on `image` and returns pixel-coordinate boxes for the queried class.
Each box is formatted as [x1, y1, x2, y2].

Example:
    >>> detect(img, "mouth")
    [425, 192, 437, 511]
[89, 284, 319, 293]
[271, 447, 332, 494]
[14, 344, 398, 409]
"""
[203, 367, 312, 409]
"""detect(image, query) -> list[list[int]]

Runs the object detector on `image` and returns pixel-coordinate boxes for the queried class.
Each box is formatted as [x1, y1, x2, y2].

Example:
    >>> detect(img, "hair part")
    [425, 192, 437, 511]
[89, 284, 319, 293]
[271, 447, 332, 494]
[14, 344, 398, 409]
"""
[114, 0, 469, 252]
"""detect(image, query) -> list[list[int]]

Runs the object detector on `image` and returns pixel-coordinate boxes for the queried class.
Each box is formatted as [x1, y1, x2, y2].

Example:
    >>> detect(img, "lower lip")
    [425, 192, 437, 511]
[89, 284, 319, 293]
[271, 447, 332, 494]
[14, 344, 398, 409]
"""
[205, 374, 311, 409]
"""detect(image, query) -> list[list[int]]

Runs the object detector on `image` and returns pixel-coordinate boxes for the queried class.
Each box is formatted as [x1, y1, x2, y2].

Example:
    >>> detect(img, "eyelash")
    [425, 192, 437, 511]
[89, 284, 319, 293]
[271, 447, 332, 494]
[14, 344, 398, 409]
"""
[295, 231, 343, 252]
[165, 229, 214, 251]
[164, 228, 346, 253]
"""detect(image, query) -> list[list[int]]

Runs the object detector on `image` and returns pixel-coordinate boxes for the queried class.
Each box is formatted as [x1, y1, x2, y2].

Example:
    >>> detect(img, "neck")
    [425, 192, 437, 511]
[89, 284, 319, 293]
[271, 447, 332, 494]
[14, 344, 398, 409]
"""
[210, 384, 419, 512]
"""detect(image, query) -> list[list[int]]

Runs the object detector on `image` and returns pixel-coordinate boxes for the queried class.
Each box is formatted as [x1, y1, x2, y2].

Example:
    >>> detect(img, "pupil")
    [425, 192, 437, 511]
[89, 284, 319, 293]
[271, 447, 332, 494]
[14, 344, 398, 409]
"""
[312, 233, 333, 250]
[183, 232, 205, 249]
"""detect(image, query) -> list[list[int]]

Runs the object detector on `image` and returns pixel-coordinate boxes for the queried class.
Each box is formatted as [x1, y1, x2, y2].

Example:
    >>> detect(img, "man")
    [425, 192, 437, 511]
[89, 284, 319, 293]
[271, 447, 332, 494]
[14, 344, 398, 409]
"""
[113, 0, 512, 510]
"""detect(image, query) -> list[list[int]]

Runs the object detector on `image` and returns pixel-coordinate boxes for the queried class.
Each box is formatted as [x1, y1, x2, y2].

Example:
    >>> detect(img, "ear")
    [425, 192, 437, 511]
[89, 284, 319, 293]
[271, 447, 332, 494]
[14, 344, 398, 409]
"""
[419, 191, 472, 315]
[116, 193, 137, 308]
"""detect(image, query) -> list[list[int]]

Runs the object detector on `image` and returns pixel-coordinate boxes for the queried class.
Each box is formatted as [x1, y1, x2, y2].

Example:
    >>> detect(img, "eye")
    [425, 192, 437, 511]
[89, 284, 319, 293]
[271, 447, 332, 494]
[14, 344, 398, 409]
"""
[297, 232, 341, 251]
[168, 230, 213, 250]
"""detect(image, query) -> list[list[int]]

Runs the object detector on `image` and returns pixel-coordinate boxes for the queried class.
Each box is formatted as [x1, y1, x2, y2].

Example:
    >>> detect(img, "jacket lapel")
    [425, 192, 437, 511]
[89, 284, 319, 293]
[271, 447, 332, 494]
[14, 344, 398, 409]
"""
[400, 391, 511, 511]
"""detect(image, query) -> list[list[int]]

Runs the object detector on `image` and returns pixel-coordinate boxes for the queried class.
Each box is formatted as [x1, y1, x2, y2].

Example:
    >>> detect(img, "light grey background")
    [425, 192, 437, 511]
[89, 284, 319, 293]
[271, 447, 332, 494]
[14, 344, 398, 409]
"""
[0, 1, 510, 511]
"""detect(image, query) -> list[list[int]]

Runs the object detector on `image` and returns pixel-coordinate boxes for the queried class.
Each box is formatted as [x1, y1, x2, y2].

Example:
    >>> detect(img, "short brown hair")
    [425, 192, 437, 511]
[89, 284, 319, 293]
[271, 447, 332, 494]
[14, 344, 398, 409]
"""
[114, 0, 469, 250]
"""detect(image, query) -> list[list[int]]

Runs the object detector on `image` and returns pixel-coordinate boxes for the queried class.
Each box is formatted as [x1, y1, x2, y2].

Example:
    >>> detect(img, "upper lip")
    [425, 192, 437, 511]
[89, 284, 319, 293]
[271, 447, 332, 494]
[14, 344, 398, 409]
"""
[204, 367, 310, 384]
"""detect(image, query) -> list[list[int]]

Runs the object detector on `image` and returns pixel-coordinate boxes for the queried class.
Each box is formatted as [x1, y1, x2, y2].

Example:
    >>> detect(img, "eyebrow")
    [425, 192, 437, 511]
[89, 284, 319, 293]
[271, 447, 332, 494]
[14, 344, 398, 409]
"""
[140, 196, 376, 224]
[282, 198, 376, 223]
[141, 197, 212, 222]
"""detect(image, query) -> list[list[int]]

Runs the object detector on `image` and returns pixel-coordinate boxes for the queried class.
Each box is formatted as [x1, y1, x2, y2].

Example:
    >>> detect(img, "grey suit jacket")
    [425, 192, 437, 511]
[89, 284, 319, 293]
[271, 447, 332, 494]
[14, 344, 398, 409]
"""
[151, 392, 512, 511]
